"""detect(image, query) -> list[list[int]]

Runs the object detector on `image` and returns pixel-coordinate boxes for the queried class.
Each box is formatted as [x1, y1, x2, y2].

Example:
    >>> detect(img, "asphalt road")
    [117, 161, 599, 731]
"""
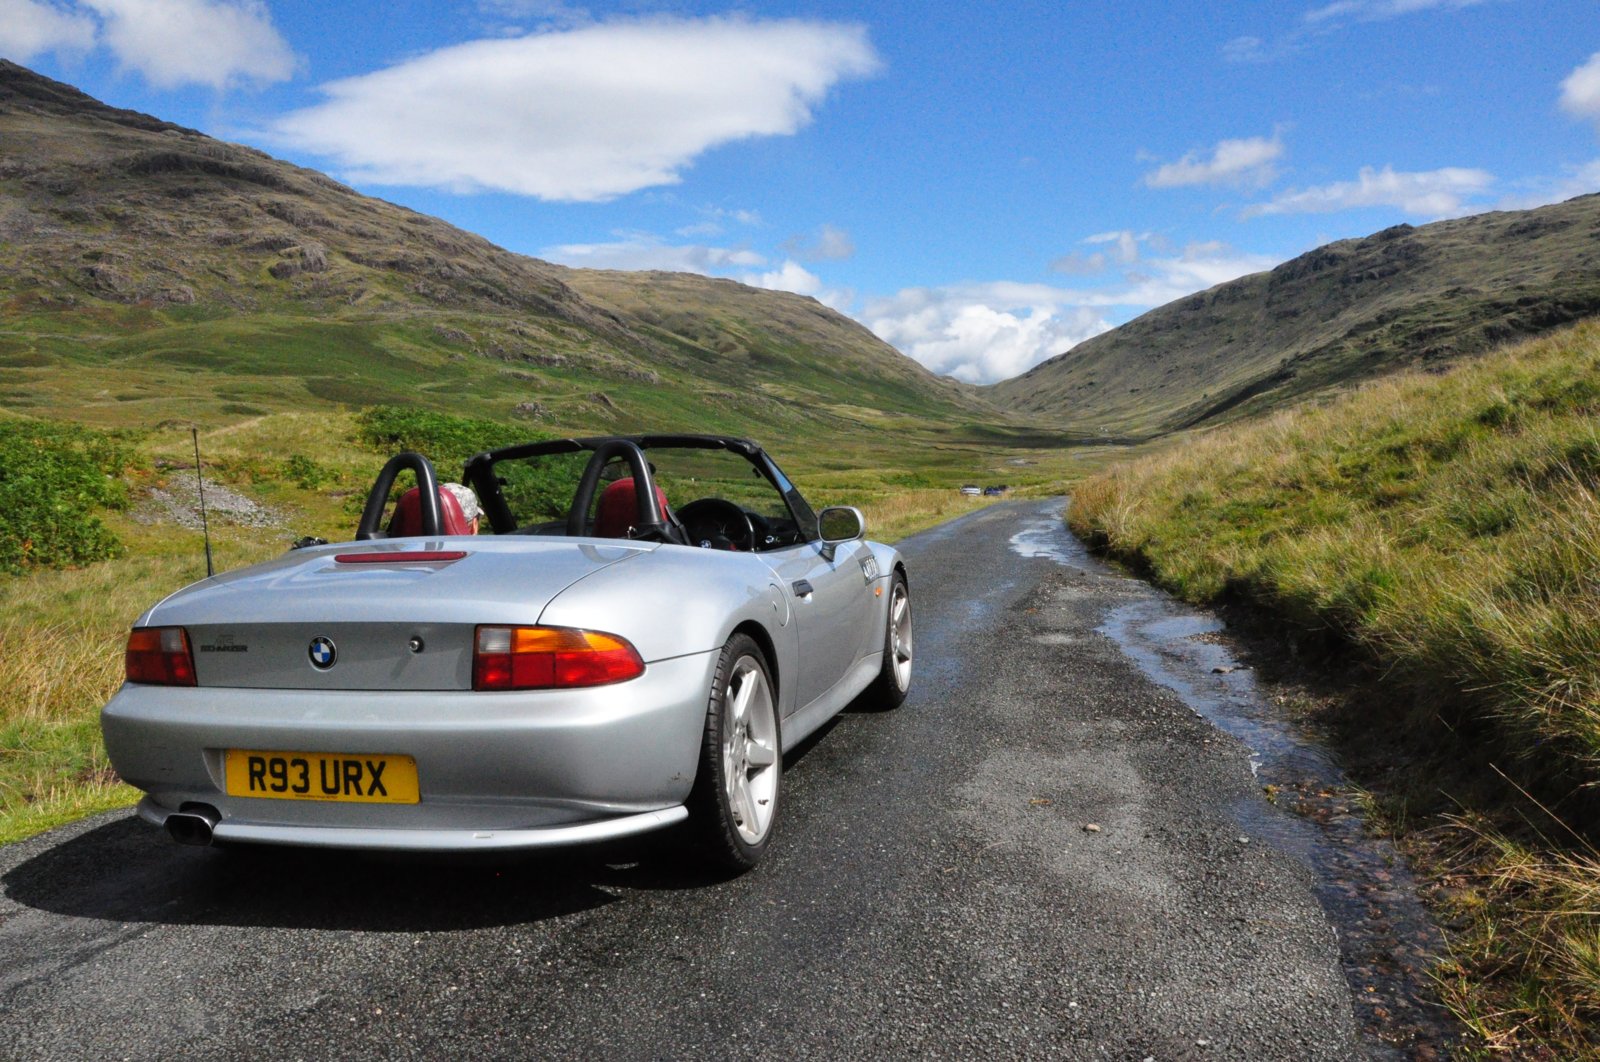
[0, 500, 1369, 1060]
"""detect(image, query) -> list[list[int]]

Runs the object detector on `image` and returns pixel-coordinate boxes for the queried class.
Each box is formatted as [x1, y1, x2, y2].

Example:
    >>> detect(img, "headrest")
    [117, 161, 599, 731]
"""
[388, 486, 473, 537]
[593, 477, 668, 538]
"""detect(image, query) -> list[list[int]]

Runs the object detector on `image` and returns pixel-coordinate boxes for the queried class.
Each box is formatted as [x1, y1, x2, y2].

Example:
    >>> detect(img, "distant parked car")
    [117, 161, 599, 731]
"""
[982, 486, 1004, 496]
[960, 485, 980, 496]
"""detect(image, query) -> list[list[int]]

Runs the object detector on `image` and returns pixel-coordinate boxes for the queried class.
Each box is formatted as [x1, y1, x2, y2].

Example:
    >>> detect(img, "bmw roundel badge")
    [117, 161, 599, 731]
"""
[308, 636, 337, 670]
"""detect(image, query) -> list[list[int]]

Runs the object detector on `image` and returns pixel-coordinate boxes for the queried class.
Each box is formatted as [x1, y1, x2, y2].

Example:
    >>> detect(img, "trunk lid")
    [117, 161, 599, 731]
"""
[142, 539, 647, 690]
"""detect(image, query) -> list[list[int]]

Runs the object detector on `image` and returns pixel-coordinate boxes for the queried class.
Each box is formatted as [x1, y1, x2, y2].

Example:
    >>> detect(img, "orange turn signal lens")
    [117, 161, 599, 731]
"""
[125, 626, 197, 686]
[473, 626, 645, 690]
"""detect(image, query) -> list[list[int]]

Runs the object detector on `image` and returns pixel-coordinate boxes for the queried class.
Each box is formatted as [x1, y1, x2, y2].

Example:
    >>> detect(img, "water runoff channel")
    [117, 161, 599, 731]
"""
[1009, 503, 1457, 1055]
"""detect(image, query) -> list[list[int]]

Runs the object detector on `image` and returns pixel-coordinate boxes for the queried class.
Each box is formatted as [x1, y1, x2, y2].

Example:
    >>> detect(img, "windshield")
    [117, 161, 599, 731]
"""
[473, 441, 815, 551]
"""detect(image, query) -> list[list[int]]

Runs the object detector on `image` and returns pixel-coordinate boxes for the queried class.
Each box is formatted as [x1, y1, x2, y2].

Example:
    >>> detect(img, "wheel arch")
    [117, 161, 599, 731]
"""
[730, 619, 780, 706]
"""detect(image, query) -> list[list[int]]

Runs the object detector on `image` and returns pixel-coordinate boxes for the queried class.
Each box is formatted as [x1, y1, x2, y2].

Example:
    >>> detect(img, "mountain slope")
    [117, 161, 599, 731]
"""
[989, 195, 1600, 438]
[0, 60, 989, 435]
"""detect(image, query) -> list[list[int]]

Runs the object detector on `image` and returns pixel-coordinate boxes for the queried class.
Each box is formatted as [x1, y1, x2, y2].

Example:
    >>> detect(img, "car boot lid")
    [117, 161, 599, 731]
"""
[137, 538, 651, 628]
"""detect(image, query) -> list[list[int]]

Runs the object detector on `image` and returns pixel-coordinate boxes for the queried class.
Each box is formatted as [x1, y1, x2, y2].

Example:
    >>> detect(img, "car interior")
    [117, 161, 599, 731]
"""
[357, 436, 817, 552]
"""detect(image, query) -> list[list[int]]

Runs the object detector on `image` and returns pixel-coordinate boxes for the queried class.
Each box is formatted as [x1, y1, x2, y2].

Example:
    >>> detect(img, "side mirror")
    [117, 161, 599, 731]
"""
[818, 506, 865, 560]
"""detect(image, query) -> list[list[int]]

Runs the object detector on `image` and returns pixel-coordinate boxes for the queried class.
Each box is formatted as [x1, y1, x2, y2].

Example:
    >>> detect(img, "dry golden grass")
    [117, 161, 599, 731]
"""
[1432, 811, 1600, 1054]
[852, 488, 1000, 542]
[0, 515, 283, 844]
[1069, 319, 1600, 1050]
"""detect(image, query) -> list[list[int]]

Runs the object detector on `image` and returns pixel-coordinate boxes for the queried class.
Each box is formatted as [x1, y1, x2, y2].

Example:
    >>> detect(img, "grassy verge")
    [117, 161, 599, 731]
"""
[0, 406, 1080, 846]
[1067, 320, 1600, 1052]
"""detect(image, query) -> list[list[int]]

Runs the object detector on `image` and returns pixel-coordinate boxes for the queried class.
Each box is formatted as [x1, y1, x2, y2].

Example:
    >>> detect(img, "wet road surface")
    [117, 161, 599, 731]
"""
[0, 500, 1420, 1059]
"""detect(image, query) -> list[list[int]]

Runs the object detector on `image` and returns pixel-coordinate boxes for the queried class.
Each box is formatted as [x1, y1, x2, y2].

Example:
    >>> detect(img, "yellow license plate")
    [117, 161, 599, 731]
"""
[224, 749, 419, 804]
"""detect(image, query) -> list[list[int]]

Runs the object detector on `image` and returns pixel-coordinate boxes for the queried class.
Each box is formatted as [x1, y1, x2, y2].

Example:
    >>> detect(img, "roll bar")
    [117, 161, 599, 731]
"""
[565, 439, 675, 541]
[355, 451, 441, 540]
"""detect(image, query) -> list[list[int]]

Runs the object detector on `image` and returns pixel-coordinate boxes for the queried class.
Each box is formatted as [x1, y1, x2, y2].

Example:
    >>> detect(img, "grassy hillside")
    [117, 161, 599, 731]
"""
[0, 60, 998, 440]
[1067, 321, 1600, 1050]
[990, 197, 1600, 438]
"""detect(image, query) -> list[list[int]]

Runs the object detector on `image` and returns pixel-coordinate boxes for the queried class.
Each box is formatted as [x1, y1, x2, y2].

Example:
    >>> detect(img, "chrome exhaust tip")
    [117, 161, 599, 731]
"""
[166, 804, 219, 846]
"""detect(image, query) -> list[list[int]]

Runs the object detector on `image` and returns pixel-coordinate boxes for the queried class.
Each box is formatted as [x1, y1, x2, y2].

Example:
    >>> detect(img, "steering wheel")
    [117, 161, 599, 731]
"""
[677, 498, 756, 551]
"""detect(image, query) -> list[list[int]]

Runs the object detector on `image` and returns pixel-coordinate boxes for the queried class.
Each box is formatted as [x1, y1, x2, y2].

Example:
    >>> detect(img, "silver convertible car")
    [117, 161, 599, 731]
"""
[101, 435, 912, 870]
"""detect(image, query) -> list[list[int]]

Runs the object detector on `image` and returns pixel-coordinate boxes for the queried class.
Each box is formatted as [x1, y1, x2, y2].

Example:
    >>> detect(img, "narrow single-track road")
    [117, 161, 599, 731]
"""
[2, 501, 1393, 1059]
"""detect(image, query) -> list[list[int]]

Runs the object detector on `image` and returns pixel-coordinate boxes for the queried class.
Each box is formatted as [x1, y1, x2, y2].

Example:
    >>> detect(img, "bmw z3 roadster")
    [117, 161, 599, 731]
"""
[101, 435, 912, 870]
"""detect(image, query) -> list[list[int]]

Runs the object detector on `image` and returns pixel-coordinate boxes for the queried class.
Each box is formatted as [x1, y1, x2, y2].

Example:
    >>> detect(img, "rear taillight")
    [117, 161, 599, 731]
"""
[473, 626, 645, 691]
[125, 627, 197, 686]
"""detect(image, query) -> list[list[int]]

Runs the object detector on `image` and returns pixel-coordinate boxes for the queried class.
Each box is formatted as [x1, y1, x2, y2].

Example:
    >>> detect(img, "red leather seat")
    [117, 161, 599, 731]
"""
[388, 486, 473, 537]
[593, 478, 669, 538]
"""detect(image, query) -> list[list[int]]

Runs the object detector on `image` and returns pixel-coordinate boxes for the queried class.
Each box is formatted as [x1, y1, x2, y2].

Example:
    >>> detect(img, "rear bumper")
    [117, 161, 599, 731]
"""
[135, 796, 688, 851]
[103, 649, 718, 849]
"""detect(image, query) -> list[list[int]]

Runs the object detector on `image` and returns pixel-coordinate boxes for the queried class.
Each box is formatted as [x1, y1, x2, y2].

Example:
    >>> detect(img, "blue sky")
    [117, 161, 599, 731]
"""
[5, 0, 1600, 383]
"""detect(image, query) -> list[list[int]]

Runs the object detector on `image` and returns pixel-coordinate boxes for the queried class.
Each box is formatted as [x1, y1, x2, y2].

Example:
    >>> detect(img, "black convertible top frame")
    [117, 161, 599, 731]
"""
[461, 434, 803, 539]
[469, 434, 763, 465]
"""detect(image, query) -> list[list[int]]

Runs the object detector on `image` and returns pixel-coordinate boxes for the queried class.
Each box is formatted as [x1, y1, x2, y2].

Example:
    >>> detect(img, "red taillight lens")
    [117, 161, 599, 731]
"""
[473, 626, 645, 691]
[125, 627, 197, 686]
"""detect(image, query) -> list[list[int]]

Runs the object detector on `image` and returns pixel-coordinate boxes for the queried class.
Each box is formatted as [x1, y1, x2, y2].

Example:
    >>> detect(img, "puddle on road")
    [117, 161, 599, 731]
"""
[1011, 507, 1456, 1056]
[1008, 505, 1096, 567]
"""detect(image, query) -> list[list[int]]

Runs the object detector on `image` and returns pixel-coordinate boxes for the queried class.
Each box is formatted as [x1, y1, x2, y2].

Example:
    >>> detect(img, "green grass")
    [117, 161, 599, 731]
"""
[1068, 319, 1600, 1051]
[0, 417, 138, 573]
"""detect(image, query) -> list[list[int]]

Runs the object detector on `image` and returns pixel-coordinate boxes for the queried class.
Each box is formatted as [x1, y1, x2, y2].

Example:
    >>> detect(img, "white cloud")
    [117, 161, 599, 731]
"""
[745, 260, 820, 294]
[1561, 52, 1600, 128]
[864, 287, 1113, 384]
[673, 206, 763, 238]
[1051, 230, 1142, 275]
[1304, 0, 1487, 24]
[476, 0, 589, 24]
[0, 0, 96, 60]
[270, 16, 880, 201]
[784, 223, 854, 262]
[1113, 243, 1280, 307]
[1086, 230, 1143, 263]
[543, 234, 850, 308]
[1143, 134, 1284, 189]
[541, 236, 766, 273]
[1227, 0, 1487, 62]
[1493, 158, 1600, 211]
[1243, 164, 1493, 218]
[1050, 230, 1183, 276]
[863, 241, 1279, 384]
[739, 259, 851, 309]
[83, 0, 295, 89]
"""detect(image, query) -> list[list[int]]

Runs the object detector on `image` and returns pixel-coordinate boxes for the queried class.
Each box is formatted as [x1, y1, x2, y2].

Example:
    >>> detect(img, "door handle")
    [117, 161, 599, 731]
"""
[791, 579, 815, 598]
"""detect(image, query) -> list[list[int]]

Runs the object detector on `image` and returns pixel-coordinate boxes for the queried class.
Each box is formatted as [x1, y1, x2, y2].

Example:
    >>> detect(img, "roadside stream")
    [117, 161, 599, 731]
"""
[1011, 502, 1458, 1057]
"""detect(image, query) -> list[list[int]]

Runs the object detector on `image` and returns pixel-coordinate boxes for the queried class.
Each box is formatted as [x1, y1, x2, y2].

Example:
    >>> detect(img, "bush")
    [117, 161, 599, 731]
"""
[282, 454, 331, 490]
[0, 420, 135, 575]
[355, 406, 539, 474]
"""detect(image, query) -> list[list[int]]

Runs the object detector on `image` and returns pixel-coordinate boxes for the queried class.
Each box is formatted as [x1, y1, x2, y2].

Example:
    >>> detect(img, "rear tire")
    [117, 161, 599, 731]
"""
[863, 571, 912, 711]
[687, 634, 781, 872]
